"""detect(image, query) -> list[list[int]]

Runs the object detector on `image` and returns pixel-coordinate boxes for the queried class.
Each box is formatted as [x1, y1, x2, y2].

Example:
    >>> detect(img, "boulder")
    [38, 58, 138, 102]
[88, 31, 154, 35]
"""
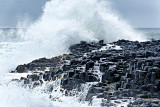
[16, 65, 25, 73]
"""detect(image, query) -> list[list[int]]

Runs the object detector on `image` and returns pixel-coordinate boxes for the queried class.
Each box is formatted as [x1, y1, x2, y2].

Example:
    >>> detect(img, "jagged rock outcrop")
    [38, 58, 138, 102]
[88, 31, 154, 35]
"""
[11, 39, 160, 107]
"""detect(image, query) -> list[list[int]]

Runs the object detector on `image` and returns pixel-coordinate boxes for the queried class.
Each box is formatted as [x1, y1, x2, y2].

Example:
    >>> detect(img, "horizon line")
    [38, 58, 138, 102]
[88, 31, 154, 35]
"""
[0, 27, 160, 29]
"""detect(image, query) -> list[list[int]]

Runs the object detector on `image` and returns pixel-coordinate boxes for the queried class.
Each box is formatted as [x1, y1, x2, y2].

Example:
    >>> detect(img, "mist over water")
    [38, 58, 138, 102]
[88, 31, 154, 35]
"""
[22, 0, 144, 42]
[0, 0, 145, 107]
[0, 82, 54, 107]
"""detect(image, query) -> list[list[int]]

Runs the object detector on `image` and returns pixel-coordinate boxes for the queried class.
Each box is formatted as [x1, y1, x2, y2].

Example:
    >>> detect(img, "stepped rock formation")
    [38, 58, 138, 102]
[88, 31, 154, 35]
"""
[11, 39, 160, 107]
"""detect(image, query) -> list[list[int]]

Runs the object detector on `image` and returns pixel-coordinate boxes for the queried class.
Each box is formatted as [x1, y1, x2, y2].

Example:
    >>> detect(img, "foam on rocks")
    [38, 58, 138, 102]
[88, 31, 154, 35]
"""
[9, 39, 160, 107]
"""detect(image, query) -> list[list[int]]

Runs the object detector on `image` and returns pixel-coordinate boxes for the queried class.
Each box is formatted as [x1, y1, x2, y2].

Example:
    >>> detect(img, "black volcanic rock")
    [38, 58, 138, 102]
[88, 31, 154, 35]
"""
[16, 65, 25, 73]
[11, 39, 160, 106]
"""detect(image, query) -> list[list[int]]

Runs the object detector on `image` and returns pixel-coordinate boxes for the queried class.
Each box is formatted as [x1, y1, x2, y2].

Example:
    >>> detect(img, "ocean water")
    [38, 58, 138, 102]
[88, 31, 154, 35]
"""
[0, 0, 158, 107]
[136, 28, 160, 40]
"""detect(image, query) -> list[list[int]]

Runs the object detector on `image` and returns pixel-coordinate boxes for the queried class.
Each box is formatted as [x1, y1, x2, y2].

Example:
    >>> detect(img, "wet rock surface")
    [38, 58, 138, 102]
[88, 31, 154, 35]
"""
[11, 39, 160, 106]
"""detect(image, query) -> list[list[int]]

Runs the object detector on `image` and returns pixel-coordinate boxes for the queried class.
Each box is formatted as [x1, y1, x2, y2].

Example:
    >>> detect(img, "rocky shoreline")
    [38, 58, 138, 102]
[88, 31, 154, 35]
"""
[11, 39, 160, 107]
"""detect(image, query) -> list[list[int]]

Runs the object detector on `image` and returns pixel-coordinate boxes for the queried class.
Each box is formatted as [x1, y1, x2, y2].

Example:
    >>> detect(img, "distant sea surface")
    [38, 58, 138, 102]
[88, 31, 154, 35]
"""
[136, 28, 160, 40]
[0, 28, 160, 43]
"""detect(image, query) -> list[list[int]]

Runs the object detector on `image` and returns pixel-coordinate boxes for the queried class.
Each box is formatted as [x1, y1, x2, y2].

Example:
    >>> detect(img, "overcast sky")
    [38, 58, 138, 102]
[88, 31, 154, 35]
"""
[0, 0, 48, 28]
[0, 0, 160, 28]
[112, 0, 160, 28]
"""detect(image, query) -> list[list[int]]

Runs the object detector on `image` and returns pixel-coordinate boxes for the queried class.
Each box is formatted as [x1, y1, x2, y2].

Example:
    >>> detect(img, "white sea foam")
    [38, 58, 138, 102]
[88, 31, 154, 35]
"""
[0, 82, 54, 107]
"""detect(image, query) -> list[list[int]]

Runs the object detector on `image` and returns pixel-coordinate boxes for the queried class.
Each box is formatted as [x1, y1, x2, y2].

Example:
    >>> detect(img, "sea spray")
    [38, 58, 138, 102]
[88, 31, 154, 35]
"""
[0, 82, 53, 107]
[21, 0, 145, 43]
[0, 0, 146, 107]
[0, 0, 145, 72]
[16, 0, 145, 66]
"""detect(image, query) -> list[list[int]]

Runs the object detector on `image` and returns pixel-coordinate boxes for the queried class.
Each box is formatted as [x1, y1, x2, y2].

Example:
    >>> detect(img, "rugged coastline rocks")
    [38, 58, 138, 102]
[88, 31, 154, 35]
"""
[11, 39, 160, 106]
